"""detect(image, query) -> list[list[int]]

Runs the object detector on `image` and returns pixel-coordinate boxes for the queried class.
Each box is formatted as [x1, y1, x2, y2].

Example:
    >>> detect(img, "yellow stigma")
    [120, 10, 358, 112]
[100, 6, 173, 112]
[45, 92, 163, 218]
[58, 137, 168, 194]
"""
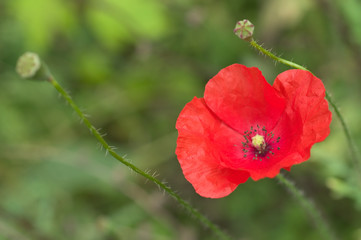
[251, 134, 265, 149]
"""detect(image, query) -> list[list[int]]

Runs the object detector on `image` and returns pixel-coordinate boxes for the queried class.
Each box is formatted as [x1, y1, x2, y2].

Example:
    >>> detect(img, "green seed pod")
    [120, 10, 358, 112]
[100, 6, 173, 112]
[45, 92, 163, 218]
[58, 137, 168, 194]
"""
[233, 19, 254, 42]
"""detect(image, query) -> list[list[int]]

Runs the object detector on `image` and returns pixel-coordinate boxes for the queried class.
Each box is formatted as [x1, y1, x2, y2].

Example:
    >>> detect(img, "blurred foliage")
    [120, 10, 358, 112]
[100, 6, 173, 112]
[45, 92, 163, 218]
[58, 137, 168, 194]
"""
[1, 0, 361, 239]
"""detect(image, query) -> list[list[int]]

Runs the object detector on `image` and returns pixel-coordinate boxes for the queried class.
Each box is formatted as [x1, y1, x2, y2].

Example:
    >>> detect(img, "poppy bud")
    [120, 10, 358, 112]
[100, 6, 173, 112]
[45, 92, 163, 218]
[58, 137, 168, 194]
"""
[16, 52, 51, 81]
[233, 19, 254, 42]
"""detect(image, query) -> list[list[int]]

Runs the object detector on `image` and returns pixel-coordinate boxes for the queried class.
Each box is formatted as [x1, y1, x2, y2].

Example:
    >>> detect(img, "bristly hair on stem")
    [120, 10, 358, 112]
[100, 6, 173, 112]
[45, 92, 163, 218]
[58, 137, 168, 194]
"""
[49, 76, 233, 240]
[15, 52, 234, 240]
[277, 173, 338, 240]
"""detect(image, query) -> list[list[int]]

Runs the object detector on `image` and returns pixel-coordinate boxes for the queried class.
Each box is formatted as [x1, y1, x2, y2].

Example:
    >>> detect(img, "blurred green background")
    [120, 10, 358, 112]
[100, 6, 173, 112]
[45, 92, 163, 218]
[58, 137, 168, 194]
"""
[1, 0, 361, 239]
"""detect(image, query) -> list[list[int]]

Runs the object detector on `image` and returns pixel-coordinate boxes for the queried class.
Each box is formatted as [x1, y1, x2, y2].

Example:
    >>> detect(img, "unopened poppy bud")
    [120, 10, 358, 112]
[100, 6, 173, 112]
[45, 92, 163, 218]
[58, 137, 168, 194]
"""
[234, 19, 254, 42]
[16, 52, 51, 81]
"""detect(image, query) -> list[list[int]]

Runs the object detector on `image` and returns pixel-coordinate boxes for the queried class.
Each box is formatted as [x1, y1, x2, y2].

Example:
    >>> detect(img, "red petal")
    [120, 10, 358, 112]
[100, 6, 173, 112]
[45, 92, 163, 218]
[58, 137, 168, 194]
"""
[176, 97, 249, 198]
[273, 69, 332, 165]
[204, 64, 286, 133]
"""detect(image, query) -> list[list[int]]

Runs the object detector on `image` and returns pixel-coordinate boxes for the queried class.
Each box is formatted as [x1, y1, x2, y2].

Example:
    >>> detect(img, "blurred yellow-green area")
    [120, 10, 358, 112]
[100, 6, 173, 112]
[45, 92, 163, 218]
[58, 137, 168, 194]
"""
[1, 0, 361, 239]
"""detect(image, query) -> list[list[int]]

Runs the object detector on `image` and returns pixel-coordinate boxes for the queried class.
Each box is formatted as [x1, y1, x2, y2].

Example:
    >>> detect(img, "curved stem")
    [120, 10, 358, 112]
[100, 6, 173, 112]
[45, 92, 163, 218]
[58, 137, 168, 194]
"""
[46, 76, 232, 240]
[250, 40, 307, 70]
[325, 91, 360, 176]
[277, 173, 338, 240]
[249, 39, 361, 178]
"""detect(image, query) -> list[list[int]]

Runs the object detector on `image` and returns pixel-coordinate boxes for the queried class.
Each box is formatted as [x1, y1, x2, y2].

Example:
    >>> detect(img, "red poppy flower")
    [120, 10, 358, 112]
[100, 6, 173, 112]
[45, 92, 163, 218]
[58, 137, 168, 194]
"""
[176, 64, 332, 198]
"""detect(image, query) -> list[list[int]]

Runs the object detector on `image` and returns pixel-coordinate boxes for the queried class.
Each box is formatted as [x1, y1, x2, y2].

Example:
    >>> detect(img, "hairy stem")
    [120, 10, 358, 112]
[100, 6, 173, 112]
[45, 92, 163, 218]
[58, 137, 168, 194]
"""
[250, 40, 307, 70]
[249, 39, 342, 239]
[277, 173, 337, 240]
[46, 75, 232, 240]
[249, 39, 361, 178]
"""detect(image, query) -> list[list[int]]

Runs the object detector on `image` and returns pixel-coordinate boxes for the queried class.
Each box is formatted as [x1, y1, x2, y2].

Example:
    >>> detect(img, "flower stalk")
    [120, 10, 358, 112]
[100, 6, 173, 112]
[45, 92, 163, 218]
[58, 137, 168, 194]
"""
[50, 76, 233, 240]
[249, 40, 307, 71]
[277, 173, 337, 240]
[16, 53, 233, 240]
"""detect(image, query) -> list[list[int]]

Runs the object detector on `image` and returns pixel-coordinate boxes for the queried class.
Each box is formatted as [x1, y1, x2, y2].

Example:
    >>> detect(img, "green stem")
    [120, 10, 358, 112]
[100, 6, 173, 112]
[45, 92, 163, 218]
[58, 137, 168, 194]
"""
[277, 173, 337, 240]
[249, 39, 361, 178]
[325, 91, 360, 177]
[250, 40, 307, 70]
[46, 76, 232, 240]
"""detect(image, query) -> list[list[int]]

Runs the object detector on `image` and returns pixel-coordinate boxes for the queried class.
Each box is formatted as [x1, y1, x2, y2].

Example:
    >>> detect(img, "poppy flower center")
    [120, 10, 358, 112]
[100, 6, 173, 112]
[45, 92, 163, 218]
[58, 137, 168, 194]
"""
[251, 134, 265, 150]
[241, 125, 281, 161]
